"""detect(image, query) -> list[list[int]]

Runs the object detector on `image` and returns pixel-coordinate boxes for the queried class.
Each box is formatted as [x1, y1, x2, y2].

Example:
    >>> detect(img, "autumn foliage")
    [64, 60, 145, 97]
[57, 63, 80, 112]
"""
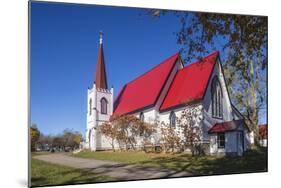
[177, 106, 203, 155]
[160, 122, 181, 152]
[30, 124, 40, 152]
[99, 114, 156, 151]
[99, 105, 203, 155]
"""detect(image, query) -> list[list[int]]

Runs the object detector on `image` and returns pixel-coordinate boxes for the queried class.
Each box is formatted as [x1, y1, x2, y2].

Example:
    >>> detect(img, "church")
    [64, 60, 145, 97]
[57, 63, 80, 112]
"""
[85, 33, 252, 156]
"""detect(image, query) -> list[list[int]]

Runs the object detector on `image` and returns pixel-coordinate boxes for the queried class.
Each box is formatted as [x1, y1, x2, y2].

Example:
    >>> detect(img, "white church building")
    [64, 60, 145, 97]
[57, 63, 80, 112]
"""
[85, 33, 252, 156]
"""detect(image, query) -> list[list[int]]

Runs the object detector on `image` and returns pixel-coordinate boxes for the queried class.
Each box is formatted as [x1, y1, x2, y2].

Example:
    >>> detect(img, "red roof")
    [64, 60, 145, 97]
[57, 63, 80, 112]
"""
[259, 124, 268, 139]
[208, 120, 244, 133]
[113, 53, 179, 115]
[160, 51, 219, 111]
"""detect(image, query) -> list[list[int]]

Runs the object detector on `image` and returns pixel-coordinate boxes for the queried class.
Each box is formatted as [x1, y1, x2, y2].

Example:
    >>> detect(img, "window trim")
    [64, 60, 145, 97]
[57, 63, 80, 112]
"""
[217, 133, 225, 149]
[100, 97, 108, 114]
[169, 111, 176, 128]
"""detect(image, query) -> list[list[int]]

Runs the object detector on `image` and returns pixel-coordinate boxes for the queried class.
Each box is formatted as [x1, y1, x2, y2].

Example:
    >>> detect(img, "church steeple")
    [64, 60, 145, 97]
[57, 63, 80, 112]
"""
[94, 31, 108, 89]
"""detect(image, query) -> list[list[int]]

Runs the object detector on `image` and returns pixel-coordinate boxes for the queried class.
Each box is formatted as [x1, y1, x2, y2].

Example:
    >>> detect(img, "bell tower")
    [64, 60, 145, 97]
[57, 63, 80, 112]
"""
[86, 32, 114, 151]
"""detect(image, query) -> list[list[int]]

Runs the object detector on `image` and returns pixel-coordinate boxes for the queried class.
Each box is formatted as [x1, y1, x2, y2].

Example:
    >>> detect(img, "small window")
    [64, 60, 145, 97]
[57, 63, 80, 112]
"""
[89, 99, 92, 115]
[169, 111, 176, 128]
[217, 133, 225, 148]
[139, 112, 144, 121]
[100, 98, 108, 114]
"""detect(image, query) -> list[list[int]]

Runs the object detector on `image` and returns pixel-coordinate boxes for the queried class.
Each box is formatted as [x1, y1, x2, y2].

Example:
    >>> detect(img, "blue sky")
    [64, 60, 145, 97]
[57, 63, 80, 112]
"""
[30, 2, 184, 136]
[30, 1, 267, 136]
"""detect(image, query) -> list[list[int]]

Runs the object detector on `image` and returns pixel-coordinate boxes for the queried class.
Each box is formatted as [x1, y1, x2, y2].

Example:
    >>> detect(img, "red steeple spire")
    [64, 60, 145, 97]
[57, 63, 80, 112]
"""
[94, 31, 108, 89]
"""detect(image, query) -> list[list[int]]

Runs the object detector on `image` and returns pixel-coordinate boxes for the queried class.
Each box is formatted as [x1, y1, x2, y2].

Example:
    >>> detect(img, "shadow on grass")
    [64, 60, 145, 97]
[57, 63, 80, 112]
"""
[72, 147, 267, 180]
[63, 168, 113, 185]
[73, 147, 267, 178]
[32, 147, 267, 186]
[137, 147, 268, 176]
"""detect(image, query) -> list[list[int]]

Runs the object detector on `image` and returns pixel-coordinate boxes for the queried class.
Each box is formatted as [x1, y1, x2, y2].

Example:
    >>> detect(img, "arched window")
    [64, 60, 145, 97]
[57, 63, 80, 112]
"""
[139, 112, 144, 121]
[100, 98, 108, 114]
[169, 111, 176, 128]
[89, 99, 92, 115]
[139, 112, 145, 136]
[211, 76, 223, 118]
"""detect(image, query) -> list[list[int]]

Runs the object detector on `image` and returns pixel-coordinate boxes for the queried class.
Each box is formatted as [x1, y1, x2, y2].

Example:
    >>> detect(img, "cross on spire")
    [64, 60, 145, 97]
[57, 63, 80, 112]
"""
[99, 31, 103, 44]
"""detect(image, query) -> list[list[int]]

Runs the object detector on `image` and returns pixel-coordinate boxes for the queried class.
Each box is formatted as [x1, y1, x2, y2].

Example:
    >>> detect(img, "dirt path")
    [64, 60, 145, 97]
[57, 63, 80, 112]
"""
[33, 153, 193, 180]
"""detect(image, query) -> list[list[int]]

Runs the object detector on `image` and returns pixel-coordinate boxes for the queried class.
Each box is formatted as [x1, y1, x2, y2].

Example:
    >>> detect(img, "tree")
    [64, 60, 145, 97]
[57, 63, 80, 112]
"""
[160, 122, 181, 152]
[30, 124, 40, 151]
[100, 115, 156, 151]
[31, 128, 83, 152]
[37, 133, 53, 151]
[73, 131, 83, 148]
[52, 135, 64, 150]
[110, 115, 135, 150]
[99, 122, 118, 151]
[150, 11, 267, 142]
[62, 129, 82, 150]
[177, 105, 203, 156]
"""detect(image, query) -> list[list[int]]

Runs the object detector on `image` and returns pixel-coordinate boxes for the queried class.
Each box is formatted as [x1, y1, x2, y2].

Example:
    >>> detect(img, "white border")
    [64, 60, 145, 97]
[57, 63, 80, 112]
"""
[0, 0, 280, 188]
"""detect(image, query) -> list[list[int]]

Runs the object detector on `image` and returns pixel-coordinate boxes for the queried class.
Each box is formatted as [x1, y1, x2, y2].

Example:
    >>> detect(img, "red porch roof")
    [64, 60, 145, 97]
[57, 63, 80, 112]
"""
[113, 53, 179, 115]
[259, 124, 268, 139]
[160, 51, 219, 111]
[208, 120, 244, 134]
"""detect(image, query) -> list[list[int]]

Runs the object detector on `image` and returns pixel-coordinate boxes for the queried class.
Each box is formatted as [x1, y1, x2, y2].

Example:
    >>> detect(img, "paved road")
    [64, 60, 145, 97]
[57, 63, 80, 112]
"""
[33, 153, 193, 180]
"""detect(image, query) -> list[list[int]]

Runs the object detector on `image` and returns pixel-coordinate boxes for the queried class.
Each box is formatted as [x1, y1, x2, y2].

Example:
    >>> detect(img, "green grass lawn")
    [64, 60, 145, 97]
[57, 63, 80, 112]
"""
[31, 159, 114, 187]
[73, 147, 267, 175]
[74, 150, 155, 163]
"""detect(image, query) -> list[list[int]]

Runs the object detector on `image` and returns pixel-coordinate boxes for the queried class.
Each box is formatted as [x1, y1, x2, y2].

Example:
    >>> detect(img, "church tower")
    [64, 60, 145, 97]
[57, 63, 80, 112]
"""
[86, 32, 114, 151]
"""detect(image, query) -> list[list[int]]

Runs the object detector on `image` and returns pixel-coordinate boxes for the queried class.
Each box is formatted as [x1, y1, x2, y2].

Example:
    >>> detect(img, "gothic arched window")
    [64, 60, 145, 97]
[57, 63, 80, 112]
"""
[100, 98, 108, 114]
[211, 76, 223, 118]
[89, 99, 92, 115]
[169, 111, 176, 128]
[139, 112, 145, 136]
[139, 112, 144, 121]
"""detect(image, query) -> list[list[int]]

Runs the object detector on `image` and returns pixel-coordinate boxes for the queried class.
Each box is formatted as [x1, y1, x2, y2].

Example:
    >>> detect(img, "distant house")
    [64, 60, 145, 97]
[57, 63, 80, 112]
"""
[85, 33, 251, 156]
[259, 124, 268, 147]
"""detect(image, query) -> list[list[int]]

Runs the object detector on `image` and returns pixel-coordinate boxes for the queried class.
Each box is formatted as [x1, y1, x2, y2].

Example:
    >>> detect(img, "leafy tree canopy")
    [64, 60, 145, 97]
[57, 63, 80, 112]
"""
[149, 10, 267, 139]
